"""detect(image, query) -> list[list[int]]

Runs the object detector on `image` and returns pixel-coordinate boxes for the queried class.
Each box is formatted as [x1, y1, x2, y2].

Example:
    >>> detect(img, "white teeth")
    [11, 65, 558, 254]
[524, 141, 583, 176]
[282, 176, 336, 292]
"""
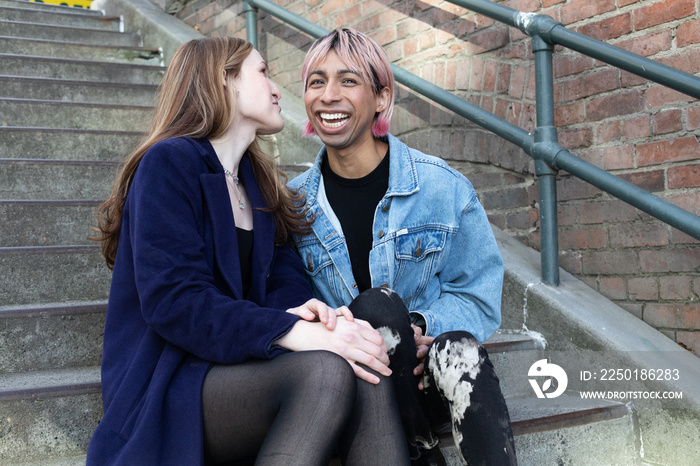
[320, 113, 349, 120]
[320, 112, 349, 128]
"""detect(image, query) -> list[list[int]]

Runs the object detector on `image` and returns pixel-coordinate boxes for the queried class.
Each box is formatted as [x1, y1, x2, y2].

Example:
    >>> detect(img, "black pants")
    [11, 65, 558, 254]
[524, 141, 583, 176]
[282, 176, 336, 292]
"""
[349, 288, 518, 466]
[202, 348, 410, 465]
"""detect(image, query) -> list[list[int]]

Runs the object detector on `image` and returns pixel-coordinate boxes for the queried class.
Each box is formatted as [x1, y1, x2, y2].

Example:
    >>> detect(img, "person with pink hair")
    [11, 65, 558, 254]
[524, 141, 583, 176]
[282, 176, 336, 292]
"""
[290, 28, 517, 466]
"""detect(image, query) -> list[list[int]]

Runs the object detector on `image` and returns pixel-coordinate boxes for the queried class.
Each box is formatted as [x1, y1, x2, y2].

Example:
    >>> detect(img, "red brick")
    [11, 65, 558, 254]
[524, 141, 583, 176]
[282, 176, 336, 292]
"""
[652, 109, 682, 135]
[671, 228, 700, 245]
[645, 85, 695, 109]
[644, 303, 700, 330]
[560, 0, 615, 25]
[576, 13, 632, 41]
[595, 120, 622, 144]
[557, 204, 578, 226]
[465, 26, 510, 55]
[496, 63, 511, 94]
[609, 223, 670, 248]
[677, 19, 700, 48]
[614, 30, 672, 57]
[621, 115, 650, 141]
[482, 61, 498, 92]
[634, 0, 695, 31]
[543, 0, 564, 7]
[576, 147, 605, 168]
[581, 249, 639, 275]
[559, 227, 608, 250]
[657, 47, 700, 75]
[599, 277, 628, 300]
[509, 65, 528, 99]
[587, 90, 645, 122]
[686, 106, 700, 131]
[620, 70, 648, 88]
[640, 247, 700, 273]
[559, 127, 594, 149]
[559, 250, 583, 274]
[554, 54, 596, 81]
[603, 144, 635, 170]
[617, 169, 665, 192]
[660, 275, 693, 300]
[637, 136, 700, 167]
[676, 331, 699, 354]
[618, 0, 640, 6]
[579, 200, 638, 224]
[668, 163, 700, 189]
[555, 102, 586, 126]
[558, 68, 620, 103]
[506, 210, 537, 230]
[320, 0, 346, 16]
[629, 277, 659, 301]
[666, 192, 700, 216]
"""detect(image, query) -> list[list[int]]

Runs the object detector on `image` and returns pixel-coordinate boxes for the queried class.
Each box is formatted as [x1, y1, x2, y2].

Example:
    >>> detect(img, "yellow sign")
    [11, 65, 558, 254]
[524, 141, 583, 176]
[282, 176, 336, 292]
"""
[28, 0, 94, 9]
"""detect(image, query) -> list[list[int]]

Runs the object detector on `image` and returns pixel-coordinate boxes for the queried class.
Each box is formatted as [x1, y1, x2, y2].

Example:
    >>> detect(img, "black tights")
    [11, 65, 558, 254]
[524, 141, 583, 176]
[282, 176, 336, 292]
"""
[202, 350, 409, 465]
[349, 288, 518, 466]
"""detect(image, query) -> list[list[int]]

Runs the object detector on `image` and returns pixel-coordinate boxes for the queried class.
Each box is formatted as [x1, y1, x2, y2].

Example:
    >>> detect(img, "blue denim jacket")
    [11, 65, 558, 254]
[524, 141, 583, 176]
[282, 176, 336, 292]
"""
[288, 134, 504, 341]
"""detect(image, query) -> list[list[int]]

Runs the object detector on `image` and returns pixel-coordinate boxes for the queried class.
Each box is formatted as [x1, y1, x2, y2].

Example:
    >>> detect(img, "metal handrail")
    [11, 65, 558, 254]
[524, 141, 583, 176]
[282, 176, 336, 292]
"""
[243, 0, 700, 286]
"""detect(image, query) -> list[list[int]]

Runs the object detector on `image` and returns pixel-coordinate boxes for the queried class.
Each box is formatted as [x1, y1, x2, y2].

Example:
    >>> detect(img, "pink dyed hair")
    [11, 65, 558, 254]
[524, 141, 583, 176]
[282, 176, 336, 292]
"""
[301, 28, 395, 138]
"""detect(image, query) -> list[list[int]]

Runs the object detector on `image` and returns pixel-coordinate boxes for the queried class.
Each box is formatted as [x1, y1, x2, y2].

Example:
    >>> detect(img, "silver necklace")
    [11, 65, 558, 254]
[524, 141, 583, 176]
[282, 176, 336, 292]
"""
[223, 168, 245, 209]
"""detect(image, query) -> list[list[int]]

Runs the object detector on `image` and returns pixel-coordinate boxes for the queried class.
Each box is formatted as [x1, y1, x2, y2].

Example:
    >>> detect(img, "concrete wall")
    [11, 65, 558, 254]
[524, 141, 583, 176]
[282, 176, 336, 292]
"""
[160, 0, 700, 355]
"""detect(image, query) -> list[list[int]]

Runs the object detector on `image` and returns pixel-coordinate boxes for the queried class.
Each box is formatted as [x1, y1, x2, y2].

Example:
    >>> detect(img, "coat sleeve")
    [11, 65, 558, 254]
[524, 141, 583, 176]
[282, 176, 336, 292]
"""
[416, 193, 504, 342]
[127, 141, 301, 364]
[264, 244, 313, 310]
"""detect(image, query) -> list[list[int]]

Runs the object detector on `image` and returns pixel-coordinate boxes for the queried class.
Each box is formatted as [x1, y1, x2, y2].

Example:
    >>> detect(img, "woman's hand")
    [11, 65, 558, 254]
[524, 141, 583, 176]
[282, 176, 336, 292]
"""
[412, 324, 434, 390]
[274, 317, 391, 385]
[286, 298, 353, 331]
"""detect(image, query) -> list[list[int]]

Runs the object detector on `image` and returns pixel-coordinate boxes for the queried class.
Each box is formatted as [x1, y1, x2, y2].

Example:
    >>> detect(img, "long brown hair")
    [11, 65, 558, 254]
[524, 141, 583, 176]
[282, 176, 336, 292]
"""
[93, 37, 309, 269]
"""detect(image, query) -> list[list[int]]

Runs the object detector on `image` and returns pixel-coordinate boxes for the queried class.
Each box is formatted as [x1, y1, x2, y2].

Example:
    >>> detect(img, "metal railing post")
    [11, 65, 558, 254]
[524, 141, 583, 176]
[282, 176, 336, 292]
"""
[531, 32, 560, 286]
[243, 1, 258, 49]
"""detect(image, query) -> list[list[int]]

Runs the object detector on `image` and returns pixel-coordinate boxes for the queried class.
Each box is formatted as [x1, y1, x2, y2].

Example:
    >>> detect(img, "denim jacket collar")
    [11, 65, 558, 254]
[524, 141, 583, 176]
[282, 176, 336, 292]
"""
[303, 133, 418, 205]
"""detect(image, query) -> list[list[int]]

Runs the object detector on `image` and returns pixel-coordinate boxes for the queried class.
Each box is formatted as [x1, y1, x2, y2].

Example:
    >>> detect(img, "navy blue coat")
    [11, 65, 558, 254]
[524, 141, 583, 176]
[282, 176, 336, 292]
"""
[86, 137, 311, 465]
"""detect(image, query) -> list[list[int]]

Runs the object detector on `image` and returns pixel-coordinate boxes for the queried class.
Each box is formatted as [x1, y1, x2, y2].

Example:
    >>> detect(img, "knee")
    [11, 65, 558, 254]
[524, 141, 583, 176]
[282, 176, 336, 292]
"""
[425, 332, 487, 386]
[300, 350, 356, 392]
[349, 287, 410, 329]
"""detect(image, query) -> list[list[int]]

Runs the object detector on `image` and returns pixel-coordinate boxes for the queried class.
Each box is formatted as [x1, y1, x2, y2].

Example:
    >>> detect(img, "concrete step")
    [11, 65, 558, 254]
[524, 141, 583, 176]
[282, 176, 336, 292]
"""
[0, 301, 105, 374]
[0, 159, 117, 199]
[483, 330, 547, 399]
[438, 395, 633, 465]
[0, 53, 165, 84]
[0, 245, 111, 306]
[0, 0, 102, 14]
[0, 75, 157, 105]
[0, 366, 102, 465]
[0, 35, 161, 65]
[0, 200, 101, 247]
[0, 127, 140, 160]
[0, 5, 121, 30]
[0, 19, 140, 47]
[0, 98, 152, 131]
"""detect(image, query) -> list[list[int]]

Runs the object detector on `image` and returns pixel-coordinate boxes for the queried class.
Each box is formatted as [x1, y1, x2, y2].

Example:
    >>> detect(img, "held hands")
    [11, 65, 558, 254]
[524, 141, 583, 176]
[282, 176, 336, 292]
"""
[276, 305, 392, 385]
[286, 298, 354, 330]
[412, 324, 434, 390]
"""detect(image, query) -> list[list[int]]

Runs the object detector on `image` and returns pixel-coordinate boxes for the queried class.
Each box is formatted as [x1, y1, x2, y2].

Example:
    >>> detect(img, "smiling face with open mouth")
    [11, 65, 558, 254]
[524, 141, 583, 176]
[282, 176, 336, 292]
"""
[304, 50, 388, 158]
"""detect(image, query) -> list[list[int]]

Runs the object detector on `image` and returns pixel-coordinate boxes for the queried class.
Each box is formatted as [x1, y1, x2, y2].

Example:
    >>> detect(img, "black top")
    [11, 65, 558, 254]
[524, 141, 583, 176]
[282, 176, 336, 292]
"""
[321, 150, 390, 292]
[236, 227, 253, 299]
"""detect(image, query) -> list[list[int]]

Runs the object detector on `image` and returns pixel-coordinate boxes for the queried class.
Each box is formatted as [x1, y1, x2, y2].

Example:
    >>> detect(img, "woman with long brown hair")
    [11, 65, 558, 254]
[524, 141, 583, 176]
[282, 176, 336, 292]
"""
[86, 37, 409, 465]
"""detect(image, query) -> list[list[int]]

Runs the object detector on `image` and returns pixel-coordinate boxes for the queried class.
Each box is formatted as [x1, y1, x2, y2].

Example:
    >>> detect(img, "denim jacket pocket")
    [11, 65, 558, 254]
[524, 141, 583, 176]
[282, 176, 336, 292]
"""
[393, 228, 448, 306]
[296, 240, 347, 305]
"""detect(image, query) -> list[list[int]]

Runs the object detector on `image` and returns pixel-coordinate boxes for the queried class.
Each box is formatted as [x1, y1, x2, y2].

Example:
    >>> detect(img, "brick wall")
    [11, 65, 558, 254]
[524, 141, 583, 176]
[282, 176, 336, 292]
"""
[174, 0, 700, 354]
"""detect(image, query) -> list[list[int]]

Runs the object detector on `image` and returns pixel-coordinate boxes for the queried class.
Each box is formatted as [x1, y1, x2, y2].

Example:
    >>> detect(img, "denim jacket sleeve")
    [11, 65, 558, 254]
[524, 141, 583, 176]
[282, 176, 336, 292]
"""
[414, 192, 503, 342]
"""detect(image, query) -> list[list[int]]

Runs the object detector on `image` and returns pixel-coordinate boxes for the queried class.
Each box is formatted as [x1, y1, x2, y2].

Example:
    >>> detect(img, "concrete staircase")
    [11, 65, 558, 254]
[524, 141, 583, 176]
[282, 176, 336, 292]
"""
[0, 0, 163, 463]
[1, 0, 699, 465]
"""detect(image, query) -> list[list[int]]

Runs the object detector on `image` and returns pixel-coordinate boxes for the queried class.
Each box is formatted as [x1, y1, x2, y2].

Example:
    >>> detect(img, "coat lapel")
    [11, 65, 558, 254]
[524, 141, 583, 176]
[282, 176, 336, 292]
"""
[193, 137, 276, 304]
